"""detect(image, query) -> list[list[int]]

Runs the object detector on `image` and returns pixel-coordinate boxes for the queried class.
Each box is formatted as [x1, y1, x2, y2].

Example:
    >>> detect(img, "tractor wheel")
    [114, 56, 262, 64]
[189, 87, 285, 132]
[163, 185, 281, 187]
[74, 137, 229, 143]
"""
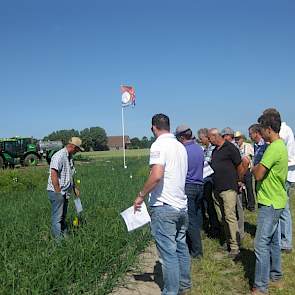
[24, 154, 39, 167]
[0, 156, 4, 169]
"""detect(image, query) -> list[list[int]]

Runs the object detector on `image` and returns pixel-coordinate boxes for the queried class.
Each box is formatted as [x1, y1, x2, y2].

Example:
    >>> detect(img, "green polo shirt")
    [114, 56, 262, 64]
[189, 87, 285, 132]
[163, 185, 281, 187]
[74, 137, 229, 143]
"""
[257, 139, 288, 209]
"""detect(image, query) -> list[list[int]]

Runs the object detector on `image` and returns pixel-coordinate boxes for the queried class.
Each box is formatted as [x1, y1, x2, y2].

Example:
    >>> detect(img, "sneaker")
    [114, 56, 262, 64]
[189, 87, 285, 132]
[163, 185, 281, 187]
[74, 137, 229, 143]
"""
[228, 249, 240, 259]
[251, 287, 267, 294]
[269, 280, 284, 289]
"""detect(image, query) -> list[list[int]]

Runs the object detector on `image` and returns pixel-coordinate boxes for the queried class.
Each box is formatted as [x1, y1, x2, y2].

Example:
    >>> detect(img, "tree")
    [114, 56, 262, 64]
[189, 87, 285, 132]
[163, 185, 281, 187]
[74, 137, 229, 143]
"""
[140, 136, 149, 148]
[80, 127, 108, 151]
[130, 137, 141, 149]
[44, 129, 79, 145]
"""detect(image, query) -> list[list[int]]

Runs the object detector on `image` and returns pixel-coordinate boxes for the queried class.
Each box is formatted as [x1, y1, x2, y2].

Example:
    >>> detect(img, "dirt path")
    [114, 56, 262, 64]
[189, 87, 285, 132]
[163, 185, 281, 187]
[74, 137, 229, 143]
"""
[111, 243, 163, 295]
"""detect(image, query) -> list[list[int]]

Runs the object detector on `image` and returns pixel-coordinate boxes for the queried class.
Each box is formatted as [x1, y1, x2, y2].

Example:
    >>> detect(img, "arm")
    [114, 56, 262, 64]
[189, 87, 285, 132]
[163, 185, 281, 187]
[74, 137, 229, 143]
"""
[237, 157, 249, 181]
[134, 164, 164, 212]
[51, 168, 61, 193]
[252, 163, 268, 181]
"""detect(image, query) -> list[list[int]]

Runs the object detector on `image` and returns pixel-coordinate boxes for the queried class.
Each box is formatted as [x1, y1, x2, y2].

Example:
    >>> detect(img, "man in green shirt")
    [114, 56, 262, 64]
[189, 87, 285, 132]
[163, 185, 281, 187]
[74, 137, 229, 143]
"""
[251, 112, 288, 295]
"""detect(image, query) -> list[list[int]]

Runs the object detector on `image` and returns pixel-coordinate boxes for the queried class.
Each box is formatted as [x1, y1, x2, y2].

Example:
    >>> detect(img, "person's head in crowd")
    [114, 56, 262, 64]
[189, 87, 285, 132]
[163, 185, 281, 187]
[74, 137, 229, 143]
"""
[258, 111, 282, 142]
[151, 113, 170, 138]
[197, 128, 210, 146]
[67, 137, 84, 154]
[221, 127, 235, 142]
[234, 131, 244, 147]
[175, 125, 193, 143]
[262, 108, 281, 120]
[248, 124, 263, 143]
[208, 128, 224, 146]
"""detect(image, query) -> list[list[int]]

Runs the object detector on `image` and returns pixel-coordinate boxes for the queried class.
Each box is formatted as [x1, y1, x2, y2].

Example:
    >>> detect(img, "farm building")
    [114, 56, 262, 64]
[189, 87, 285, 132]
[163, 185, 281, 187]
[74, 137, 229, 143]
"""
[107, 136, 131, 150]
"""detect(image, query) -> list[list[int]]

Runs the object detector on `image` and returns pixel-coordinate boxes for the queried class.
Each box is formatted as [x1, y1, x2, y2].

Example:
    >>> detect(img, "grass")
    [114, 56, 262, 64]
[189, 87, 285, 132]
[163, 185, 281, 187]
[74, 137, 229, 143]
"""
[0, 156, 151, 295]
[82, 149, 149, 159]
[1, 151, 295, 295]
[190, 192, 295, 295]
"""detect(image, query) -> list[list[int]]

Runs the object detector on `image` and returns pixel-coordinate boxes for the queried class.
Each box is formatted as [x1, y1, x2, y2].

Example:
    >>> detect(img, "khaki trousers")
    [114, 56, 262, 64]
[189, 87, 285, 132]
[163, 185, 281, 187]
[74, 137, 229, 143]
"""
[214, 189, 240, 251]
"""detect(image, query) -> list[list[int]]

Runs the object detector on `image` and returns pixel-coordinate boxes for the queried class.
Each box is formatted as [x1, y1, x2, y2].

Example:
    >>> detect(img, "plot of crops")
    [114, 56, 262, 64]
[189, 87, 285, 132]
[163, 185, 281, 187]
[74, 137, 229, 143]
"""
[0, 156, 151, 295]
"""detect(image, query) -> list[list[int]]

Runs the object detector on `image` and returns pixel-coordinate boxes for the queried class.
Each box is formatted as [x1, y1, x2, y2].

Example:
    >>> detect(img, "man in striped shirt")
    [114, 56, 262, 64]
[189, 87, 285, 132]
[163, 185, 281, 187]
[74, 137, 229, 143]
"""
[47, 137, 84, 239]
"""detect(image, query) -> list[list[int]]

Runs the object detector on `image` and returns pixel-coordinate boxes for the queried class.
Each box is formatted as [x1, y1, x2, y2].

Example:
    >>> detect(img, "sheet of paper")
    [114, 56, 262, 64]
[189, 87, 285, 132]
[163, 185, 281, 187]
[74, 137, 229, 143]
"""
[203, 161, 214, 178]
[74, 198, 83, 214]
[120, 202, 151, 232]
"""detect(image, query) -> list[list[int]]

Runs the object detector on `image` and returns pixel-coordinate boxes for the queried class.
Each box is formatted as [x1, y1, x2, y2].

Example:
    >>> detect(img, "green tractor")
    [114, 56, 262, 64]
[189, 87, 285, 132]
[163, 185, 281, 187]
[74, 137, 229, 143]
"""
[0, 137, 41, 169]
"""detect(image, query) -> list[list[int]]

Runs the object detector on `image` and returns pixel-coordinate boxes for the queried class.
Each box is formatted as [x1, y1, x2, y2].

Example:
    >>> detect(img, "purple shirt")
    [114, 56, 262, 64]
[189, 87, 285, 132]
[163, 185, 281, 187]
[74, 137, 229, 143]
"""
[184, 140, 204, 184]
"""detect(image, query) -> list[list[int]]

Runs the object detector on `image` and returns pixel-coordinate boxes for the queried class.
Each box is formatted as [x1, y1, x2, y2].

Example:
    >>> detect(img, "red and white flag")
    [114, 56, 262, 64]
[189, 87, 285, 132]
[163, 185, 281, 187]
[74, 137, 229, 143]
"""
[121, 85, 136, 107]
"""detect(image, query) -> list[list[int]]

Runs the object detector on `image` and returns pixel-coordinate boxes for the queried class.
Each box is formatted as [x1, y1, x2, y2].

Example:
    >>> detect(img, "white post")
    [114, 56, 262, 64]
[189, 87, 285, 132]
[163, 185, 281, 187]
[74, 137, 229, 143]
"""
[121, 107, 127, 168]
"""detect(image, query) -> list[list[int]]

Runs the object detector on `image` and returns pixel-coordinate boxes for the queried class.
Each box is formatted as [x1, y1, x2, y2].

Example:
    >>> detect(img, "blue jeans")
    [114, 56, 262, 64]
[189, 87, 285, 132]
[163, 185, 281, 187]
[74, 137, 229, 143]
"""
[150, 205, 191, 295]
[48, 191, 68, 238]
[278, 181, 293, 250]
[185, 183, 203, 257]
[254, 205, 284, 293]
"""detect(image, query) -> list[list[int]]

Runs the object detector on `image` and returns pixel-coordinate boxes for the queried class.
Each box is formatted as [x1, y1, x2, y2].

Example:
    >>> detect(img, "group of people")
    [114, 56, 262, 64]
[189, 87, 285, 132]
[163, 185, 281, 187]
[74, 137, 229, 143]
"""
[46, 109, 294, 295]
[133, 109, 294, 295]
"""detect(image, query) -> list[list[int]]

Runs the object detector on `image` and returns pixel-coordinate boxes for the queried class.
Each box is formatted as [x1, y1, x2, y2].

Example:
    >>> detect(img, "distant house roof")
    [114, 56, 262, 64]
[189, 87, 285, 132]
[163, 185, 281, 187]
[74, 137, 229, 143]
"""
[107, 136, 131, 148]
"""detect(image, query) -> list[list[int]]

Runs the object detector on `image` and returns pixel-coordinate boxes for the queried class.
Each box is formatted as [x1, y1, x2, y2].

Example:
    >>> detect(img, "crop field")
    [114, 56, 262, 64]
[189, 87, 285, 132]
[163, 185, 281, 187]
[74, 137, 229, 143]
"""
[1, 150, 295, 295]
[83, 149, 150, 159]
[0, 154, 151, 295]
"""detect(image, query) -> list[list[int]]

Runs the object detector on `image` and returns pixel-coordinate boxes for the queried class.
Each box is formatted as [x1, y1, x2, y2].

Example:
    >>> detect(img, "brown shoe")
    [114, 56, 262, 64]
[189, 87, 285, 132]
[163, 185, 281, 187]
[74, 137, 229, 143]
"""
[250, 287, 267, 294]
[269, 279, 284, 289]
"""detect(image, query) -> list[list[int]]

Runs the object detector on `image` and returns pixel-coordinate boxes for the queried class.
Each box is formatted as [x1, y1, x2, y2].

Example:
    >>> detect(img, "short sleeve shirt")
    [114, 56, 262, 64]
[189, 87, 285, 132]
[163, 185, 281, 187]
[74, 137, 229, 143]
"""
[257, 139, 288, 209]
[149, 133, 188, 209]
[47, 147, 75, 194]
[211, 141, 242, 193]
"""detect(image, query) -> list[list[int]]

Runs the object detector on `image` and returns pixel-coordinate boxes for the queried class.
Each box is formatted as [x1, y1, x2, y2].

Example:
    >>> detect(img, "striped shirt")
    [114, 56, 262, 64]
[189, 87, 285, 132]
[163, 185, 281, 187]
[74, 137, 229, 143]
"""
[204, 143, 215, 163]
[47, 147, 76, 195]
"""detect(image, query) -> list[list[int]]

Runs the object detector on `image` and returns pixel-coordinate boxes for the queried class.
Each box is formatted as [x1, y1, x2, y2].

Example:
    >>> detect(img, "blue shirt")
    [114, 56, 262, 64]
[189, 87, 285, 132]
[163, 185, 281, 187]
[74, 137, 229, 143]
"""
[184, 140, 204, 184]
[254, 138, 268, 166]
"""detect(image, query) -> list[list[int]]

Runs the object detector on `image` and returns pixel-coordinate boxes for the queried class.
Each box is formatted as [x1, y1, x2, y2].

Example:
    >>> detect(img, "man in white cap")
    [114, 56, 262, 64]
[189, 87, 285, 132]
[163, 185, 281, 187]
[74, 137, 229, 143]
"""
[47, 137, 84, 239]
[234, 131, 255, 212]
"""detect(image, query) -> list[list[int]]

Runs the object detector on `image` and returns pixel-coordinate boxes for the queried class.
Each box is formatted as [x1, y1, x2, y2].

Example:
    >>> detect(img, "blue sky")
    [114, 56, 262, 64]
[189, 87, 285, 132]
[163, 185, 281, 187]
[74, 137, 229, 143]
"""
[0, 0, 294, 139]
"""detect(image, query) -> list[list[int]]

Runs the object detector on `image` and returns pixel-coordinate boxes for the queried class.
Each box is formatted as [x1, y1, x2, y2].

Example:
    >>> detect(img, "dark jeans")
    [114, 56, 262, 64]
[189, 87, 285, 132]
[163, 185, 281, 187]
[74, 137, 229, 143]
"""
[185, 183, 204, 257]
[243, 169, 255, 210]
[202, 177, 220, 235]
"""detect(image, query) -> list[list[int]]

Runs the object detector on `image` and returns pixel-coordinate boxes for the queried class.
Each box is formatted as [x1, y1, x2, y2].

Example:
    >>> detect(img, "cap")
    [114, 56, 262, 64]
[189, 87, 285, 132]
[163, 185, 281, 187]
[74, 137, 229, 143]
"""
[221, 127, 234, 136]
[175, 124, 191, 137]
[234, 131, 243, 138]
[68, 137, 84, 151]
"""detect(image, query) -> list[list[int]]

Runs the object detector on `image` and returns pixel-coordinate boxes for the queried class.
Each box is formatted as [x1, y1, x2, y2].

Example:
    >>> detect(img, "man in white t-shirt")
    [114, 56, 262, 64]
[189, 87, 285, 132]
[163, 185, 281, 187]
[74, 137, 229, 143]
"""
[263, 108, 295, 253]
[134, 113, 191, 295]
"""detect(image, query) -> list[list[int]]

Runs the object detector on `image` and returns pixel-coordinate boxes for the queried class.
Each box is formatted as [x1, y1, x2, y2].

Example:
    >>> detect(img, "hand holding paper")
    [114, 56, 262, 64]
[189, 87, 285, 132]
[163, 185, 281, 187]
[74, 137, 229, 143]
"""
[120, 202, 151, 232]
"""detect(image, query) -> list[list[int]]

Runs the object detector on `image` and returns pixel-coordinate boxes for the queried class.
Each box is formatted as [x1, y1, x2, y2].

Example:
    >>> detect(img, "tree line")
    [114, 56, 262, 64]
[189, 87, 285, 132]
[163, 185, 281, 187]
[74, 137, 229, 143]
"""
[44, 127, 155, 151]
[44, 127, 108, 152]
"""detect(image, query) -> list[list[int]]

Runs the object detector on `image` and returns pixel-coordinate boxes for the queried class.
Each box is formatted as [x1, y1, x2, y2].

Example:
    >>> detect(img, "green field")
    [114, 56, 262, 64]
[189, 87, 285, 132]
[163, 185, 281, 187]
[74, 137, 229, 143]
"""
[0, 154, 151, 294]
[1, 150, 295, 295]
[83, 149, 150, 159]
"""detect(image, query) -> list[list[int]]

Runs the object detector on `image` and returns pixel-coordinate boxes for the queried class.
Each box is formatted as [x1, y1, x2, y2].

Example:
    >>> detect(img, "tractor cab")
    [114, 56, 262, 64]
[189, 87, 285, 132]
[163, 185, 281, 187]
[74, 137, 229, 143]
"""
[0, 137, 40, 168]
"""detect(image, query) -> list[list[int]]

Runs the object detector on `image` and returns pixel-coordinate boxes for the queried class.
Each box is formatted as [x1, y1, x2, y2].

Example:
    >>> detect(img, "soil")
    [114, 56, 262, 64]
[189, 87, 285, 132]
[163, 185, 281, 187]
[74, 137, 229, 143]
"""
[111, 243, 163, 295]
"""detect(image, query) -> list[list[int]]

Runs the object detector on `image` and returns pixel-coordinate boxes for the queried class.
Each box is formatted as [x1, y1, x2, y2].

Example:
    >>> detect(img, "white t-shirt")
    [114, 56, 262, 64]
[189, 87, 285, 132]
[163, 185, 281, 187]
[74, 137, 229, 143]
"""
[280, 122, 295, 182]
[148, 133, 188, 209]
